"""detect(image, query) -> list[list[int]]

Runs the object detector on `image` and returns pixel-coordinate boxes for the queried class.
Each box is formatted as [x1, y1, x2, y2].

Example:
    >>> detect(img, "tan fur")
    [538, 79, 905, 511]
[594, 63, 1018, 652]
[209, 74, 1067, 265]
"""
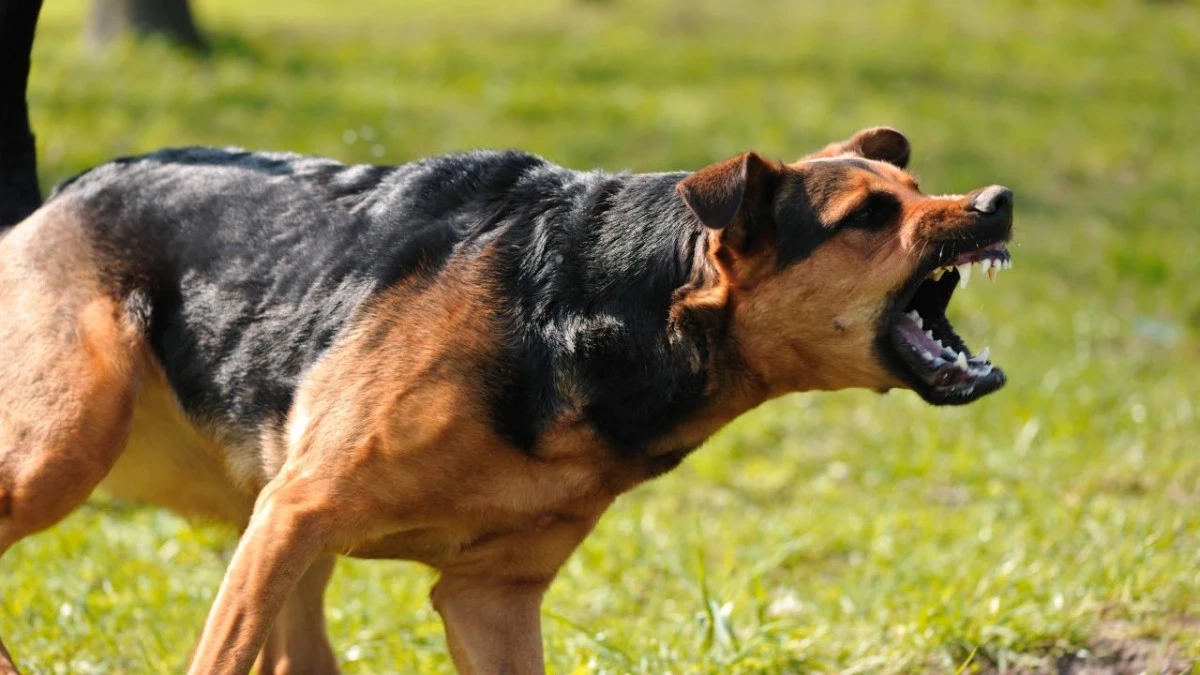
[254, 555, 339, 675]
[0, 204, 141, 672]
[101, 368, 256, 527]
[0, 203, 139, 552]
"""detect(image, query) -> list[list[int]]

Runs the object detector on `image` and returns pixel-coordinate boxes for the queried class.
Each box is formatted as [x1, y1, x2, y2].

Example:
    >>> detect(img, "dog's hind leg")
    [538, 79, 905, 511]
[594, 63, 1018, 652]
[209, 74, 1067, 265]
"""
[254, 554, 340, 675]
[0, 204, 141, 673]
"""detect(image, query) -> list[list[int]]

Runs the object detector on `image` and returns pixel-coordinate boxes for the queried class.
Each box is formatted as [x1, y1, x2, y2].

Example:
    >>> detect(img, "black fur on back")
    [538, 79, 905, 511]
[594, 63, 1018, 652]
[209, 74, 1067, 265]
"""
[51, 147, 730, 457]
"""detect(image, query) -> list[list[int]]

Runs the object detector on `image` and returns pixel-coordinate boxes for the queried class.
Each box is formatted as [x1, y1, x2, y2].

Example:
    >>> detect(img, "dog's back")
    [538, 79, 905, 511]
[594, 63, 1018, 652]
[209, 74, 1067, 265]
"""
[48, 147, 556, 429]
[43, 146, 712, 460]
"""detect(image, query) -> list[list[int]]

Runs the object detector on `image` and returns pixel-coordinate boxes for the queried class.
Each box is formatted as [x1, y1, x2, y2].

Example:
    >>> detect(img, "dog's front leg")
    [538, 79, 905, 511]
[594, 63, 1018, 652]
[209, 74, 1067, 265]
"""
[431, 574, 550, 675]
[255, 554, 340, 675]
[429, 513, 604, 675]
[188, 475, 339, 675]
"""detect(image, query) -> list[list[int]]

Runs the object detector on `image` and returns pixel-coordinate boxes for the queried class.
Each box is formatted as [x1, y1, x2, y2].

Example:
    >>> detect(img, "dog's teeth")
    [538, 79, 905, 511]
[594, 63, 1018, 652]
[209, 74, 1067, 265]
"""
[955, 351, 969, 370]
[980, 258, 992, 273]
[925, 330, 935, 340]
[921, 350, 934, 362]
[929, 267, 946, 281]
[976, 346, 990, 362]
[915, 315, 923, 328]
[957, 264, 971, 288]
[987, 265, 998, 282]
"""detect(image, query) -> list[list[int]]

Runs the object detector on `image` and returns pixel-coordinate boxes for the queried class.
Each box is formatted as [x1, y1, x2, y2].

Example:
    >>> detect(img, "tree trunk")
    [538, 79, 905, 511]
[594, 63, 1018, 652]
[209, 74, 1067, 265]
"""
[0, 0, 44, 228]
[87, 0, 207, 52]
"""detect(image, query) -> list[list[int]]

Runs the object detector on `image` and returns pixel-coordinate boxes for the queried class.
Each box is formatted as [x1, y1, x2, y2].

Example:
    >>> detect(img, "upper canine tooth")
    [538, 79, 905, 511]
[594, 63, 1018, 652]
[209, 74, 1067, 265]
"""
[977, 346, 990, 362]
[957, 264, 971, 288]
[980, 259, 992, 273]
[955, 351, 969, 370]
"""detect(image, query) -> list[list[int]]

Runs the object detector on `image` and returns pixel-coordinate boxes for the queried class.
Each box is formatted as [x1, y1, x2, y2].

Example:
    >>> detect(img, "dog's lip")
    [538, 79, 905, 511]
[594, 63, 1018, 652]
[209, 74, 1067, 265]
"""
[890, 310, 1007, 403]
[920, 239, 1012, 282]
[950, 241, 1009, 263]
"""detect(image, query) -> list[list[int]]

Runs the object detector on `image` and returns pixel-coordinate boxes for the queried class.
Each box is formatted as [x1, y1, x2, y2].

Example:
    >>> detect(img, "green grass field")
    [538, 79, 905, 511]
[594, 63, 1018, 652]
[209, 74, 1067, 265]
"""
[3, 0, 1199, 672]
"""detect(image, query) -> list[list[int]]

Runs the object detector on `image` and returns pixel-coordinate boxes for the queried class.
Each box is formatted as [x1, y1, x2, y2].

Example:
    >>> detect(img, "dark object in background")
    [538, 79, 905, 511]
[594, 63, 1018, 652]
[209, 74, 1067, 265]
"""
[0, 0, 44, 228]
[87, 0, 207, 52]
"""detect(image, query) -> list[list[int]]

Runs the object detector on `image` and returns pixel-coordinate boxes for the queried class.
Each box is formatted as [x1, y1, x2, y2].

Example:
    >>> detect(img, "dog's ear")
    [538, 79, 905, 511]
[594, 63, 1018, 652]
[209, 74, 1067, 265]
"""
[803, 126, 910, 168]
[677, 151, 781, 254]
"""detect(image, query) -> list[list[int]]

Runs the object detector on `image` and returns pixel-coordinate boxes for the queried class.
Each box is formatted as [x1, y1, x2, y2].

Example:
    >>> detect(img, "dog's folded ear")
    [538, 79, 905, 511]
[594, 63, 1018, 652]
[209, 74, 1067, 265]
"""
[677, 151, 780, 226]
[803, 127, 911, 169]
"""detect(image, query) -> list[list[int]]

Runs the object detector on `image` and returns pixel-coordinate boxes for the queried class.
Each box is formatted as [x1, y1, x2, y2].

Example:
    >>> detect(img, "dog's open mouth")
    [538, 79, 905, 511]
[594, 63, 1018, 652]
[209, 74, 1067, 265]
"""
[885, 242, 1011, 405]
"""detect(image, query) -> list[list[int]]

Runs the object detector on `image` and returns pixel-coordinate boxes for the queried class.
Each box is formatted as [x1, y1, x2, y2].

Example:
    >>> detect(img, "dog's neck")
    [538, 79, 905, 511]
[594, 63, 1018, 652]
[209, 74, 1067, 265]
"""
[484, 166, 777, 469]
[566, 173, 773, 467]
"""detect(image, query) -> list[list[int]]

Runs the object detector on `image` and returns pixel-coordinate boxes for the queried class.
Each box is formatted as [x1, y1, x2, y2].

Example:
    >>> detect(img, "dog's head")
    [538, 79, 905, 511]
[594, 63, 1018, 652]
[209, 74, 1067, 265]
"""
[677, 127, 1013, 405]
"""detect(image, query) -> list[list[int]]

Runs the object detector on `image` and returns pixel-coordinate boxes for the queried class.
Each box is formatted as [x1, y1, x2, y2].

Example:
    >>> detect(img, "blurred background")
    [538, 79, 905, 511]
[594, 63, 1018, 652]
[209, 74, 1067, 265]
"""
[3, 0, 1199, 672]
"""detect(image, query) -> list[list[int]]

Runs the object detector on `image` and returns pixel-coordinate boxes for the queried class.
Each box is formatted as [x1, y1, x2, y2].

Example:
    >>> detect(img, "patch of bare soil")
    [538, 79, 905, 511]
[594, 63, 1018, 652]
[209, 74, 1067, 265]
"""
[1047, 635, 1195, 675]
[978, 622, 1197, 675]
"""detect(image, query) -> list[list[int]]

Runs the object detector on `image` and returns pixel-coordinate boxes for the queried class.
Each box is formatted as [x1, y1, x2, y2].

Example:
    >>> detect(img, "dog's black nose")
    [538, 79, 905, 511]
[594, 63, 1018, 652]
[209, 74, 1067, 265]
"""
[968, 185, 1013, 216]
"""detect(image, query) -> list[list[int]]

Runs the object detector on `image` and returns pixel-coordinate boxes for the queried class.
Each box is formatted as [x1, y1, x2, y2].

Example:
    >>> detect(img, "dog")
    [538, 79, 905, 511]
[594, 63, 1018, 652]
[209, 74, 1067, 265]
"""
[0, 127, 1012, 674]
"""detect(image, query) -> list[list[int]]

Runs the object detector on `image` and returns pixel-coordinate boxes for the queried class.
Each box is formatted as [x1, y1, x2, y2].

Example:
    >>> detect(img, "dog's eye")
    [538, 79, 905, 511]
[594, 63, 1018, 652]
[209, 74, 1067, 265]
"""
[846, 193, 899, 231]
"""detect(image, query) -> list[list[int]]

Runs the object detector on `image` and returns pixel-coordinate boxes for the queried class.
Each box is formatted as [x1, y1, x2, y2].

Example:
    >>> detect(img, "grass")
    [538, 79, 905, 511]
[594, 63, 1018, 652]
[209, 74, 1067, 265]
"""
[4, 0, 1200, 672]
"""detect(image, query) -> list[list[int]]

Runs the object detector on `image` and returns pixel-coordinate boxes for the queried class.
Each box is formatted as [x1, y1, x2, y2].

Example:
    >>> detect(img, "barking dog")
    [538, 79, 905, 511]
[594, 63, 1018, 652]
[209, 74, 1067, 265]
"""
[0, 127, 1012, 674]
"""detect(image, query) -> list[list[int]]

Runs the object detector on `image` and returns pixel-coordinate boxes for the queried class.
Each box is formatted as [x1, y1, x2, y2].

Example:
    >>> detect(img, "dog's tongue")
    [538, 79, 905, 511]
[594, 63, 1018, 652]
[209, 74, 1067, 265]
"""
[893, 310, 996, 385]
[895, 312, 942, 357]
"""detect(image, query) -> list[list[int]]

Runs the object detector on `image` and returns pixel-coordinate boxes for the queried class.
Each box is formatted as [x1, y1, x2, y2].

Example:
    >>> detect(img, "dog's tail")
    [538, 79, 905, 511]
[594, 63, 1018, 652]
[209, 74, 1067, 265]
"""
[0, 0, 45, 230]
